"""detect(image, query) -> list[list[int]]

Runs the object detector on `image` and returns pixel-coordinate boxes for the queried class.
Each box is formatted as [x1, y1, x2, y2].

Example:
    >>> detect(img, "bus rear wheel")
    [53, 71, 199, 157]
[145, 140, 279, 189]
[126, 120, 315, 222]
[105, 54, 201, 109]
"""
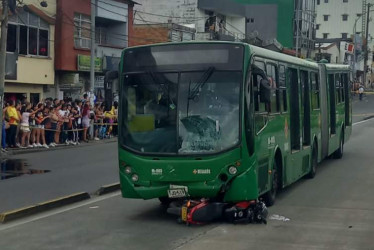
[263, 160, 279, 207]
[307, 145, 317, 179]
[333, 134, 344, 159]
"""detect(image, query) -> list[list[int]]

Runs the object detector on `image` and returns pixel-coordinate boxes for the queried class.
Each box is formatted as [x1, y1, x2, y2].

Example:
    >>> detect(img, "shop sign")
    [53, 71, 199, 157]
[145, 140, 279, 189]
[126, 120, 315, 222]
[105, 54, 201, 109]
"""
[95, 76, 105, 88]
[77, 55, 103, 72]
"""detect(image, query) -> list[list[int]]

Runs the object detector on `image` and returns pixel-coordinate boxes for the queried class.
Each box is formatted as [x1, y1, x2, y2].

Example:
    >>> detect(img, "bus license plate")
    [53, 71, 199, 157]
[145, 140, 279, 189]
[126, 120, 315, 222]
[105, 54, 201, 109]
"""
[167, 188, 186, 198]
[181, 206, 188, 222]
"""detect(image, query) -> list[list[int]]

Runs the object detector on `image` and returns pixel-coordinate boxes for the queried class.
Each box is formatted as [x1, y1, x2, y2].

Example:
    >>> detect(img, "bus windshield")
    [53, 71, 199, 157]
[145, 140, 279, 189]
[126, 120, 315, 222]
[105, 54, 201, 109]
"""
[121, 70, 241, 155]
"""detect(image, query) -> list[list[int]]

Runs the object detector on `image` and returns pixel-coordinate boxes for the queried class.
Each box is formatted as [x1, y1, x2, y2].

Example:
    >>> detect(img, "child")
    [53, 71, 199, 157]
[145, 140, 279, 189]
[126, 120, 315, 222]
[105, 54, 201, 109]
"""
[34, 111, 49, 148]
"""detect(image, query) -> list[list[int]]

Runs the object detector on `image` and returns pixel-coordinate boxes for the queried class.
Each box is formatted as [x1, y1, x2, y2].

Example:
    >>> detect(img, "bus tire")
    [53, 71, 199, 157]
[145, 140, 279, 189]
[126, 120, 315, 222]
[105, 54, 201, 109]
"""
[307, 145, 317, 179]
[263, 160, 279, 207]
[333, 133, 344, 159]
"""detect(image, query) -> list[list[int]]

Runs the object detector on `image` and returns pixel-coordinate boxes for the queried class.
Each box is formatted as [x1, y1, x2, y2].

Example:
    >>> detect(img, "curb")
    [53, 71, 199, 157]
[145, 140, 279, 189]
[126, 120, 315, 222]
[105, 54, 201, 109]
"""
[94, 182, 121, 196]
[7, 139, 117, 156]
[0, 192, 90, 223]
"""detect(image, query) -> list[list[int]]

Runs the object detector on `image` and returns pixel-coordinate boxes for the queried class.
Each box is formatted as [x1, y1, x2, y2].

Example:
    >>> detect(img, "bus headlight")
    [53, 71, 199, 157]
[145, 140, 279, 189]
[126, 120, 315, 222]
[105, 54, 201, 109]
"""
[131, 174, 139, 182]
[228, 166, 238, 175]
[125, 166, 132, 174]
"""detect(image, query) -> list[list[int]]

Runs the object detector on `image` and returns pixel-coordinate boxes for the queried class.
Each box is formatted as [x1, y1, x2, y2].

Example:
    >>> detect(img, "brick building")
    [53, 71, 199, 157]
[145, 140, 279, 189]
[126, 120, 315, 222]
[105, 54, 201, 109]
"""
[131, 23, 196, 47]
[54, 0, 135, 100]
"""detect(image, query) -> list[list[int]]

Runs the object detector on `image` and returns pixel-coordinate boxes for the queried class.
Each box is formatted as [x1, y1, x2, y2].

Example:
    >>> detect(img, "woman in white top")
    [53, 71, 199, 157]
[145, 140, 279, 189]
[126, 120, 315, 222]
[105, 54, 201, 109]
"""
[20, 103, 39, 148]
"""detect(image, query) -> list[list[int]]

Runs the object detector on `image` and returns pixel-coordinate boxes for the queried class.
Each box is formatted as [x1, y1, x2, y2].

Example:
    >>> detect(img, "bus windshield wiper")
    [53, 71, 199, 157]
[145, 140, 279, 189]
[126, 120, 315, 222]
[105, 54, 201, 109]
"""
[188, 67, 215, 100]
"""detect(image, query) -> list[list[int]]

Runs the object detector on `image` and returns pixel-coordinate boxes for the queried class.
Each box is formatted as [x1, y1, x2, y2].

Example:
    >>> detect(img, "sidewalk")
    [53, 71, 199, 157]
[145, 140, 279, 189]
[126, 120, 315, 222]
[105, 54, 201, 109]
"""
[1, 137, 117, 156]
[0, 138, 119, 217]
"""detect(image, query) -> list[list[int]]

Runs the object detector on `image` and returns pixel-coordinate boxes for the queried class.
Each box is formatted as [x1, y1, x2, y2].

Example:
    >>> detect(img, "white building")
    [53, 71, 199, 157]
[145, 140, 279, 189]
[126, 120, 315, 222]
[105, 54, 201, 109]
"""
[133, 0, 246, 42]
[316, 0, 372, 82]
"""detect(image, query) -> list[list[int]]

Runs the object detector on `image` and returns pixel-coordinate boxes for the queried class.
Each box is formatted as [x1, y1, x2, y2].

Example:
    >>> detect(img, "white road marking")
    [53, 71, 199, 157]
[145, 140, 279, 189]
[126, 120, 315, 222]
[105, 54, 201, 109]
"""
[0, 192, 121, 231]
[353, 117, 374, 126]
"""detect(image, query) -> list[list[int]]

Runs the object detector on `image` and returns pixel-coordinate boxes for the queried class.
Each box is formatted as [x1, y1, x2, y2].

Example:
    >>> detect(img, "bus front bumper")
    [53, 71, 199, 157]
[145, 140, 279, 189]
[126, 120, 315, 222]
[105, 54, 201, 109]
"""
[119, 171, 222, 199]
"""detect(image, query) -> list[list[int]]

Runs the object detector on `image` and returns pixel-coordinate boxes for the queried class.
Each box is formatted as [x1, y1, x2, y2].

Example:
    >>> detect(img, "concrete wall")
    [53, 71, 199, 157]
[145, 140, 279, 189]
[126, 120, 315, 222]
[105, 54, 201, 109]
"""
[245, 4, 278, 42]
[109, 22, 128, 48]
[134, 0, 199, 26]
[96, 0, 128, 22]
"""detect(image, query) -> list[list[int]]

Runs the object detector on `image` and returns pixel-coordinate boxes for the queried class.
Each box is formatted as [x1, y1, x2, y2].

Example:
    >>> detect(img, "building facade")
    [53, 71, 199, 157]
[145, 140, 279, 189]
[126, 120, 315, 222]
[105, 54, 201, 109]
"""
[55, 0, 135, 101]
[315, 0, 370, 81]
[235, 0, 316, 58]
[133, 0, 247, 43]
[131, 23, 196, 47]
[4, 0, 56, 104]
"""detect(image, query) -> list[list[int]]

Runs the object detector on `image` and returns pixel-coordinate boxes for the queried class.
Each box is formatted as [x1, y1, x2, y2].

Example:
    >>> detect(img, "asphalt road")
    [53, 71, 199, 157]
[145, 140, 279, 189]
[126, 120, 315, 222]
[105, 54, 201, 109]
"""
[0, 117, 374, 249]
[0, 95, 374, 249]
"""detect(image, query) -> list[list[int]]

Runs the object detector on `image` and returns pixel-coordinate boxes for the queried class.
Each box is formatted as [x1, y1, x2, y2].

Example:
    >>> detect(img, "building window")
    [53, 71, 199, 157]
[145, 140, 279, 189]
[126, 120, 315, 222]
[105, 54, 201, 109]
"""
[317, 0, 320, 4]
[324, 0, 328, 3]
[342, 14, 348, 21]
[6, 24, 17, 53]
[342, 33, 348, 39]
[74, 13, 91, 49]
[316, 24, 320, 30]
[324, 15, 329, 21]
[6, 10, 49, 56]
[95, 27, 108, 45]
[357, 13, 362, 17]
[343, 0, 348, 2]
[323, 33, 329, 39]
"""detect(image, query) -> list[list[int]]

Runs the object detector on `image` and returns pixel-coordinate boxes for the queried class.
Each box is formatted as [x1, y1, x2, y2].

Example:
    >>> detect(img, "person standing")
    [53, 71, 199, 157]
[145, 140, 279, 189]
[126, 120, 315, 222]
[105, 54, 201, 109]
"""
[82, 103, 90, 142]
[359, 85, 364, 101]
[6, 101, 20, 148]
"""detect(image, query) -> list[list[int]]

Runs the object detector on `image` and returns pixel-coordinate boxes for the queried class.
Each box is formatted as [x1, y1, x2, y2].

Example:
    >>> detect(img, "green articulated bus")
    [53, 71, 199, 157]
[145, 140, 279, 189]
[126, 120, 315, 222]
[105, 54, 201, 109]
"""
[116, 42, 352, 207]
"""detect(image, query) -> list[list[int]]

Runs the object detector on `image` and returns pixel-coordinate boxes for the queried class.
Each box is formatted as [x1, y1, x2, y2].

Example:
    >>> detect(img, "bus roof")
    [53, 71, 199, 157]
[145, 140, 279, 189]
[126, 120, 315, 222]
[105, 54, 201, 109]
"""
[123, 41, 350, 72]
[249, 45, 319, 69]
[324, 63, 351, 71]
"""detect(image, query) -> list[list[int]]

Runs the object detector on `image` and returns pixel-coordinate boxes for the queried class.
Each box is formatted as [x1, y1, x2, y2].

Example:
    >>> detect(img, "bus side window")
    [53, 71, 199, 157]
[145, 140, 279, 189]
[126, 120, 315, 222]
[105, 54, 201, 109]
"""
[254, 60, 266, 113]
[340, 74, 345, 103]
[335, 74, 341, 103]
[279, 65, 287, 112]
[311, 72, 320, 109]
[266, 63, 279, 113]
[252, 61, 268, 133]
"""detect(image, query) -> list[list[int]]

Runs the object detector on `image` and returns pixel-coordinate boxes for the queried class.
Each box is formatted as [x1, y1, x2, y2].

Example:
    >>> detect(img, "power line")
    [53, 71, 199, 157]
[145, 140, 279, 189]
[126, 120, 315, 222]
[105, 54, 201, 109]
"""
[95, 0, 208, 21]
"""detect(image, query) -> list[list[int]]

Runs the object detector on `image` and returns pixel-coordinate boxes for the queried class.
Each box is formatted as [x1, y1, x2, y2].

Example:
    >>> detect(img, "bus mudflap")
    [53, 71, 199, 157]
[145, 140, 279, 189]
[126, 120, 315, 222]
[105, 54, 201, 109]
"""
[167, 199, 268, 225]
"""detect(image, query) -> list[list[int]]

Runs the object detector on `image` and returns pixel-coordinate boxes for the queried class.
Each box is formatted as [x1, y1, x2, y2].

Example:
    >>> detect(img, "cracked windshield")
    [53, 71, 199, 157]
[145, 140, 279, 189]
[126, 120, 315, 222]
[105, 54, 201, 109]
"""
[0, 0, 373, 249]
[123, 70, 241, 154]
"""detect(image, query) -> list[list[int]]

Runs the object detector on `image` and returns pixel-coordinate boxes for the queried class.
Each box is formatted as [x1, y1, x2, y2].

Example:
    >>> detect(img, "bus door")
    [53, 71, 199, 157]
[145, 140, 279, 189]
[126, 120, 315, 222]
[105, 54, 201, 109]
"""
[252, 61, 272, 194]
[328, 74, 336, 135]
[301, 70, 311, 147]
[342, 73, 350, 127]
[319, 65, 329, 159]
[287, 68, 304, 183]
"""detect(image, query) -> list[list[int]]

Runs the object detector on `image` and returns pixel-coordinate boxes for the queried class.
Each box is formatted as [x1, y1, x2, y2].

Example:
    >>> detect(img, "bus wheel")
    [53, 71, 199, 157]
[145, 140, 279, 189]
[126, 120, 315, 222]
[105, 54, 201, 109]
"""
[263, 160, 278, 206]
[333, 134, 344, 159]
[307, 145, 317, 179]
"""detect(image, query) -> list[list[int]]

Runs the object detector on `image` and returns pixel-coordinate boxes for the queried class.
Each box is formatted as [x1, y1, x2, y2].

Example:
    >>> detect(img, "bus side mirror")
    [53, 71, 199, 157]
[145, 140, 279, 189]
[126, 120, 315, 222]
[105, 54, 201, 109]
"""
[259, 79, 271, 103]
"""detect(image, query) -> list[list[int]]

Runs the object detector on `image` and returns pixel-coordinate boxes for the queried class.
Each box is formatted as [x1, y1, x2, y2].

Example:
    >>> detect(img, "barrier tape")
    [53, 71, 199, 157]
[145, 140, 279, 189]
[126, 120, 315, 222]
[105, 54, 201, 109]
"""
[351, 91, 374, 95]
[36, 123, 118, 132]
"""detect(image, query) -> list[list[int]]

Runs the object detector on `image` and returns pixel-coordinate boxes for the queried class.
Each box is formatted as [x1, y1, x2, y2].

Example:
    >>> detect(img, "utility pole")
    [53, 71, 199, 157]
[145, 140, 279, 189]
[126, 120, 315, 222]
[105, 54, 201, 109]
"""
[90, 0, 95, 105]
[0, 0, 9, 154]
[363, 3, 371, 88]
[353, 15, 363, 79]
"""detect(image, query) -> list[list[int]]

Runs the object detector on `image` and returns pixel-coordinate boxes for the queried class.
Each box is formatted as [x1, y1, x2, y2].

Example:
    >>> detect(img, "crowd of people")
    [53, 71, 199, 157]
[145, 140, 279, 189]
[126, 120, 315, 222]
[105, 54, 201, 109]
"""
[1, 95, 118, 152]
